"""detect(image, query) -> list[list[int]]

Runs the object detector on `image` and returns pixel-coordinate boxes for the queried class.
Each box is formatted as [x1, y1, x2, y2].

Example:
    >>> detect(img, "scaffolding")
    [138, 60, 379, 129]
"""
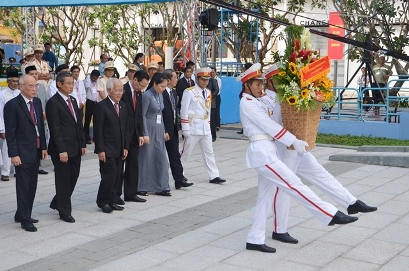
[22, 7, 36, 48]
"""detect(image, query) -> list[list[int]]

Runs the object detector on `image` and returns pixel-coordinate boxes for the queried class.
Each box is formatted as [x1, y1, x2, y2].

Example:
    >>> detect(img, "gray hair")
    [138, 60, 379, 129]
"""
[162, 69, 175, 80]
[106, 77, 122, 90]
[56, 72, 73, 89]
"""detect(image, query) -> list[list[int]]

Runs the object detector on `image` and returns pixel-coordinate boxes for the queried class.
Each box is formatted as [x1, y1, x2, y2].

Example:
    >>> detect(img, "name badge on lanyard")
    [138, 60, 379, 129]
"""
[156, 114, 162, 124]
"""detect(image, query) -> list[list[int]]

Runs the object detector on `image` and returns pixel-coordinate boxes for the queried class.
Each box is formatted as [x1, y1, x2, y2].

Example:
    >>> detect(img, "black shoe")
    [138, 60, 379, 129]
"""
[86, 139, 92, 144]
[115, 198, 125, 205]
[109, 204, 124, 211]
[101, 204, 113, 213]
[175, 180, 194, 190]
[209, 177, 226, 184]
[216, 127, 220, 131]
[21, 224, 37, 232]
[15, 217, 39, 224]
[328, 211, 358, 226]
[347, 200, 377, 214]
[155, 190, 172, 196]
[246, 243, 276, 253]
[60, 215, 75, 223]
[38, 169, 48, 175]
[49, 203, 57, 210]
[237, 130, 243, 134]
[212, 138, 216, 142]
[272, 232, 298, 244]
[124, 196, 147, 202]
[1, 175, 9, 181]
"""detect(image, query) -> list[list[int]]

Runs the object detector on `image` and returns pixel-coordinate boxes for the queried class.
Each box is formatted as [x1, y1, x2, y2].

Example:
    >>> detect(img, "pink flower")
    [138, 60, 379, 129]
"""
[313, 90, 325, 102]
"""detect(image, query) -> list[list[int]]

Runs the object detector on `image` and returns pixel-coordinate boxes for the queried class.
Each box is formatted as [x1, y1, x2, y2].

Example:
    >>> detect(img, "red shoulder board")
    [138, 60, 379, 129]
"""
[246, 97, 252, 100]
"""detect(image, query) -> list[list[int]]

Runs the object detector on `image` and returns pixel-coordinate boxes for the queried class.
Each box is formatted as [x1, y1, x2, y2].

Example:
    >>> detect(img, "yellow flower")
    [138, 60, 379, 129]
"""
[301, 88, 309, 99]
[289, 62, 297, 74]
[278, 71, 286, 76]
[286, 96, 298, 105]
[323, 91, 334, 102]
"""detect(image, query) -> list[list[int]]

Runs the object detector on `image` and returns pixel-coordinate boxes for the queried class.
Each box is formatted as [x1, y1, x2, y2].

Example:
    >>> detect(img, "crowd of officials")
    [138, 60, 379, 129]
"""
[1, 45, 226, 232]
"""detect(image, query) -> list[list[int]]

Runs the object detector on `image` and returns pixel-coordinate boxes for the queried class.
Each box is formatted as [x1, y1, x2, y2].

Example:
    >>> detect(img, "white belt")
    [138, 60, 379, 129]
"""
[248, 135, 275, 142]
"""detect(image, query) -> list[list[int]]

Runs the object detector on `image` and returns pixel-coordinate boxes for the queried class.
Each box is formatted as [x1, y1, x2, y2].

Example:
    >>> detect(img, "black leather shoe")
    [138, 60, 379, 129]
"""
[38, 169, 48, 175]
[347, 200, 377, 214]
[115, 198, 125, 205]
[21, 224, 37, 232]
[328, 211, 358, 226]
[212, 138, 216, 142]
[175, 180, 194, 189]
[101, 204, 113, 213]
[124, 196, 147, 202]
[246, 243, 276, 253]
[272, 232, 298, 244]
[49, 203, 57, 210]
[209, 177, 226, 184]
[15, 217, 39, 224]
[109, 204, 124, 211]
[60, 215, 75, 223]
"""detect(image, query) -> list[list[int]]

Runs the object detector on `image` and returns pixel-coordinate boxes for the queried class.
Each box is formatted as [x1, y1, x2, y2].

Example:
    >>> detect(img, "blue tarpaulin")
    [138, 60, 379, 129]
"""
[0, 0, 171, 7]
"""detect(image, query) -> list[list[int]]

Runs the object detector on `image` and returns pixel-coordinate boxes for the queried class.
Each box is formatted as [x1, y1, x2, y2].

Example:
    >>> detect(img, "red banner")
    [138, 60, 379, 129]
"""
[328, 12, 344, 60]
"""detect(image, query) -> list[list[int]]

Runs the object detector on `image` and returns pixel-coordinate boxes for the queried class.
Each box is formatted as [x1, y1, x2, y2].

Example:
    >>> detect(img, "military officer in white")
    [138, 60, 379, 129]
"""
[239, 63, 358, 253]
[180, 67, 226, 184]
[258, 65, 377, 245]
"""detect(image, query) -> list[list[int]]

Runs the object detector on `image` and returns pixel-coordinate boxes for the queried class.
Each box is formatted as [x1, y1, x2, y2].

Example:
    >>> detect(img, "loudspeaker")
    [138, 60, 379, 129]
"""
[199, 8, 219, 31]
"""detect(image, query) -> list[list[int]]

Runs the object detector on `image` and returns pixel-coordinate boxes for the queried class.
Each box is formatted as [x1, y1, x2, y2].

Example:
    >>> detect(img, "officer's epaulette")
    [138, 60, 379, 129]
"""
[186, 86, 195, 90]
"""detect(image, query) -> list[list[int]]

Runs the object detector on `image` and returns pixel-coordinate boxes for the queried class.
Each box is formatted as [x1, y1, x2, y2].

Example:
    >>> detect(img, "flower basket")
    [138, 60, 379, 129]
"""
[281, 101, 322, 150]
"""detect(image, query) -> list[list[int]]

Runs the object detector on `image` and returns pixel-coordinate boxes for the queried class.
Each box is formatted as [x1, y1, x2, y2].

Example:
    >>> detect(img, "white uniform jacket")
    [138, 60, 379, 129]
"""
[240, 93, 295, 168]
[180, 85, 212, 136]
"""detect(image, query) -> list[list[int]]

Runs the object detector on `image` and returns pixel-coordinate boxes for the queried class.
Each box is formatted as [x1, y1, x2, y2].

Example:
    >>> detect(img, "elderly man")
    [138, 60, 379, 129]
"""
[180, 67, 226, 184]
[94, 78, 128, 213]
[32, 45, 51, 88]
[0, 72, 21, 181]
[4, 75, 48, 232]
[46, 72, 87, 223]
[97, 61, 116, 101]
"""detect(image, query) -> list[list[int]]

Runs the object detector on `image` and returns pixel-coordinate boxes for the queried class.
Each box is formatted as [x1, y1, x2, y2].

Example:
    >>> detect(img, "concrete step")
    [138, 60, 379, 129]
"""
[329, 151, 409, 168]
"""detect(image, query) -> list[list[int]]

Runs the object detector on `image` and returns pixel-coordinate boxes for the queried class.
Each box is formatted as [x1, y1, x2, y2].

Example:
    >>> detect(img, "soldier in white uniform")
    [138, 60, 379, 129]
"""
[0, 72, 21, 181]
[259, 65, 378, 245]
[239, 63, 358, 253]
[180, 67, 226, 184]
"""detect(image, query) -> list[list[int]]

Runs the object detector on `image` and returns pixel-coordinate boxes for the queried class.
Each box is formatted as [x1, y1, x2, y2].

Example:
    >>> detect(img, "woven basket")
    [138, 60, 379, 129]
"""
[280, 102, 322, 150]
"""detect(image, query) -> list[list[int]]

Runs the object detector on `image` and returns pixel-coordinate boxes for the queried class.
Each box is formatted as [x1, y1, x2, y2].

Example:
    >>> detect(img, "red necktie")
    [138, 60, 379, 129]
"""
[67, 98, 75, 119]
[28, 101, 40, 148]
[114, 103, 119, 116]
[133, 91, 137, 112]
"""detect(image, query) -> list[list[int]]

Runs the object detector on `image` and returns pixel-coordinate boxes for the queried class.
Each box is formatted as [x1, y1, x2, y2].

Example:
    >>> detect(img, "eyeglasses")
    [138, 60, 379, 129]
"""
[21, 84, 39, 89]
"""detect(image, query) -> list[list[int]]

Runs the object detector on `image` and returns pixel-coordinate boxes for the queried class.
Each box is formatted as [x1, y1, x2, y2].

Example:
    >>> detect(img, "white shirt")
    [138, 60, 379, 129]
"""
[84, 75, 99, 102]
[0, 87, 21, 133]
[47, 80, 58, 100]
[214, 76, 222, 95]
[70, 79, 86, 107]
[240, 93, 295, 168]
[180, 73, 196, 83]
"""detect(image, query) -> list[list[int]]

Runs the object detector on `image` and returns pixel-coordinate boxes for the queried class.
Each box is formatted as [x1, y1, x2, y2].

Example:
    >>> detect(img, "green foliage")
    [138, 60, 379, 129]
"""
[317, 133, 409, 146]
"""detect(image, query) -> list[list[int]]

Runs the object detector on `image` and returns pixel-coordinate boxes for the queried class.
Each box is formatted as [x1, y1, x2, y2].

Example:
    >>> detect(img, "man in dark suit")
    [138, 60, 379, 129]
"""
[46, 72, 87, 223]
[4, 74, 48, 232]
[94, 78, 129, 213]
[163, 69, 193, 190]
[206, 75, 219, 142]
[117, 70, 149, 203]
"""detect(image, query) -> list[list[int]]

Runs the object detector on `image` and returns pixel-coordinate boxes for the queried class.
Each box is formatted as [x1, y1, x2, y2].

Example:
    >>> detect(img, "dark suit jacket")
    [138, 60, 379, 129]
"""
[93, 98, 128, 158]
[4, 95, 47, 163]
[121, 82, 143, 141]
[207, 78, 220, 108]
[176, 77, 195, 108]
[162, 88, 178, 140]
[46, 92, 85, 157]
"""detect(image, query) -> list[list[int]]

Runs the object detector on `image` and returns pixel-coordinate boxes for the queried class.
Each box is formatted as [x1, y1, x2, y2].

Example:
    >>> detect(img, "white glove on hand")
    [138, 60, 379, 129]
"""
[182, 130, 190, 138]
[292, 139, 309, 154]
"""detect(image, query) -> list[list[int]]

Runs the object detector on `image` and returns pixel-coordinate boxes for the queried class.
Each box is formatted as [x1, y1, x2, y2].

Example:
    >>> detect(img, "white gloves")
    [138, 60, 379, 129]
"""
[292, 139, 309, 154]
[182, 130, 190, 138]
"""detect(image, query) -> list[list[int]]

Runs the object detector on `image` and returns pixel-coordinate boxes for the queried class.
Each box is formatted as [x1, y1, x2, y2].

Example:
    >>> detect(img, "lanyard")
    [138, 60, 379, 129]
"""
[151, 89, 162, 112]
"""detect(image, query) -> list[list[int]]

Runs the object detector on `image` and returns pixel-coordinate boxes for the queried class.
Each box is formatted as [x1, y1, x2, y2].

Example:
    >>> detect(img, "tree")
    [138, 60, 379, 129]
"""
[335, 0, 409, 83]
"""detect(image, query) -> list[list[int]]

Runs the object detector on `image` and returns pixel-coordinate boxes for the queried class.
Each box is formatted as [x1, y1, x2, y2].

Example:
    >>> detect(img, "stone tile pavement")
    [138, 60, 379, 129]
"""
[0, 129, 408, 270]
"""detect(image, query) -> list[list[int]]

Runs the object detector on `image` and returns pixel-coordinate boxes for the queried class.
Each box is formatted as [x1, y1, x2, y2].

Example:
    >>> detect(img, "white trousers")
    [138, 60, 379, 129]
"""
[272, 152, 357, 233]
[246, 160, 338, 245]
[1, 139, 11, 176]
[180, 134, 219, 180]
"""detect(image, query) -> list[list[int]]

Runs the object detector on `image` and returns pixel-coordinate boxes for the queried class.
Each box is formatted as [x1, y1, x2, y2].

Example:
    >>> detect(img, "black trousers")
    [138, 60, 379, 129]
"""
[97, 156, 122, 207]
[50, 155, 81, 218]
[215, 95, 221, 127]
[15, 150, 41, 226]
[84, 99, 97, 141]
[118, 133, 140, 199]
[165, 125, 184, 183]
[211, 108, 217, 140]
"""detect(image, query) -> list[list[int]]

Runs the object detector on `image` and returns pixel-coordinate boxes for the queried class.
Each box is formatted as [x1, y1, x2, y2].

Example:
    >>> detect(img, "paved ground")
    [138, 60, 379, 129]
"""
[0, 129, 408, 271]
